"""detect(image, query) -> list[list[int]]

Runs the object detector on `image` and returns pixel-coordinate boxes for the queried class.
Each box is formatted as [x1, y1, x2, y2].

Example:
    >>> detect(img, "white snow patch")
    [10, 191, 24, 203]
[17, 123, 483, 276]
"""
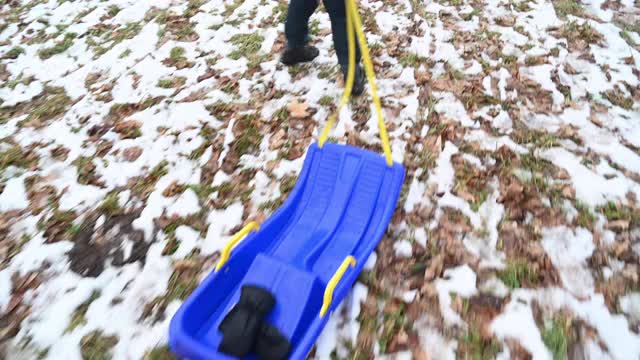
[539, 147, 640, 207]
[435, 265, 477, 327]
[202, 202, 244, 255]
[173, 226, 201, 259]
[394, 240, 413, 258]
[619, 292, 640, 323]
[414, 227, 427, 248]
[0, 176, 29, 212]
[166, 189, 200, 218]
[479, 276, 510, 298]
[431, 142, 458, 194]
[541, 227, 594, 297]
[491, 297, 552, 360]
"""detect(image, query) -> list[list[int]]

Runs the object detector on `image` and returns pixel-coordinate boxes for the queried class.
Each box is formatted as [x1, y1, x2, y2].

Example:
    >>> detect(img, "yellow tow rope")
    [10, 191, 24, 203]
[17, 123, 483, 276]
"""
[317, 0, 393, 167]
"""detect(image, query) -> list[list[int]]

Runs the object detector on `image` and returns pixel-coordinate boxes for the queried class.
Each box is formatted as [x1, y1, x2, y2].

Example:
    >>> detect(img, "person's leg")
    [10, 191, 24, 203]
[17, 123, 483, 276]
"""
[323, 0, 365, 95]
[322, 0, 360, 70]
[285, 0, 319, 48]
[281, 0, 320, 65]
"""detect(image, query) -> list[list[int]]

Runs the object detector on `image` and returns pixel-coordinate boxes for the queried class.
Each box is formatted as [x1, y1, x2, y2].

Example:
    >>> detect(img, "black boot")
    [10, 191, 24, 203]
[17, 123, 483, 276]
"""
[281, 45, 319, 66]
[344, 65, 366, 96]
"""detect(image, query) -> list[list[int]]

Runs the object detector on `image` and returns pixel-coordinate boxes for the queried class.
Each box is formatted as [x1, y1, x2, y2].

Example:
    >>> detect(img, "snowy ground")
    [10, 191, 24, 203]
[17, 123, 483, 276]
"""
[1, 0, 639, 359]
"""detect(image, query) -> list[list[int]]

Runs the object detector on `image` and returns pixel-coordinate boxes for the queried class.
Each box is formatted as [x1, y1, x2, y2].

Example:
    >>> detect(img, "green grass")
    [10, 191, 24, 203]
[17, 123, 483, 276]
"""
[145, 345, 177, 360]
[99, 193, 121, 215]
[498, 260, 539, 289]
[461, 328, 502, 360]
[553, 0, 583, 18]
[185, 184, 216, 199]
[232, 115, 263, 156]
[167, 271, 199, 300]
[561, 21, 602, 45]
[38, 32, 77, 59]
[470, 190, 488, 212]
[310, 19, 320, 36]
[399, 52, 426, 68]
[73, 156, 96, 185]
[107, 5, 121, 17]
[379, 303, 407, 354]
[280, 175, 298, 194]
[66, 290, 101, 333]
[271, 1, 288, 23]
[5, 74, 35, 90]
[318, 95, 334, 107]
[119, 49, 131, 58]
[176, 22, 197, 41]
[259, 199, 283, 213]
[288, 64, 304, 76]
[274, 107, 289, 122]
[541, 318, 568, 360]
[224, 0, 243, 16]
[228, 33, 264, 59]
[317, 65, 338, 79]
[162, 235, 180, 255]
[602, 89, 634, 110]
[170, 46, 186, 60]
[0, 145, 35, 171]
[620, 31, 635, 46]
[184, 0, 206, 17]
[80, 331, 118, 360]
[4, 46, 25, 59]
[597, 201, 639, 226]
[26, 87, 72, 124]
[157, 77, 186, 88]
[515, 129, 559, 149]
[150, 160, 169, 180]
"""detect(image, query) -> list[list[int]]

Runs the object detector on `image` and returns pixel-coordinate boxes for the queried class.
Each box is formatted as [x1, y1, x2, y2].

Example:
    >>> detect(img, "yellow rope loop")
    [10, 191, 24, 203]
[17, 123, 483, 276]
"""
[320, 255, 356, 317]
[215, 222, 260, 272]
[317, 0, 394, 167]
[318, 1, 356, 149]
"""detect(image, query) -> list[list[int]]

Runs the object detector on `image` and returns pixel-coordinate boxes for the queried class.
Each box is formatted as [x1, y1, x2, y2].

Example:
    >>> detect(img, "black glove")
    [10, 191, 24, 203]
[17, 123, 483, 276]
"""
[255, 323, 292, 360]
[218, 285, 276, 357]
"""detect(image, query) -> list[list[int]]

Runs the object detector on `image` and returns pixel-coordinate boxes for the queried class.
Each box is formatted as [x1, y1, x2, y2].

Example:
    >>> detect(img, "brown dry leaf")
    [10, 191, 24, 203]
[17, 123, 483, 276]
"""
[495, 16, 516, 26]
[558, 124, 578, 139]
[162, 181, 185, 198]
[607, 220, 629, 232]
[622, 265, 639, 282]
[424, 254, 444, 281]
[179, 88, 209, 102]
[556, 169, 571, 180]
[561, 185, 576, 199]
[563, 62, 579, 75]
[265, 160, 278, 172]
[457, 188, 476, 202]
[611, 240, 630, 257]
[421, 281, 438, 297]
[452, 294, 463, 313]
[197, 68, 218, 82]
[123, 147, 143, 162]
[414, 349, 428, 360]
[269, 129, 286, 150]
[527, 242, 545, 258]
[416, 70, 431, 85]
[395, 329, 409, 346]
[174, 259, 197, 271]
[287, 99, 310, 119]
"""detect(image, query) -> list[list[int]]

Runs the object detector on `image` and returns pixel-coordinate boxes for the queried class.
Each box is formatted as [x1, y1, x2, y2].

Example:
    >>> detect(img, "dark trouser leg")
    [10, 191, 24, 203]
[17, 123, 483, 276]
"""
[284, 0, 319, 48]
[323, 0, 361, 70]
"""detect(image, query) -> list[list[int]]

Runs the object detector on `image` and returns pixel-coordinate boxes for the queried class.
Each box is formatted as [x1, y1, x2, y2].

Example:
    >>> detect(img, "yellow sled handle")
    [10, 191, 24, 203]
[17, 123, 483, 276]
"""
[320, 255, 356, 317]
[215, 222, 260, 272]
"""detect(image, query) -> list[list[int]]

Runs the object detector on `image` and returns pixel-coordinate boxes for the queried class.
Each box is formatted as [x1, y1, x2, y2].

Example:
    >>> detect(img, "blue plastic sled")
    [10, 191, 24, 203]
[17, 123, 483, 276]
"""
[169, 142, 405, 359]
